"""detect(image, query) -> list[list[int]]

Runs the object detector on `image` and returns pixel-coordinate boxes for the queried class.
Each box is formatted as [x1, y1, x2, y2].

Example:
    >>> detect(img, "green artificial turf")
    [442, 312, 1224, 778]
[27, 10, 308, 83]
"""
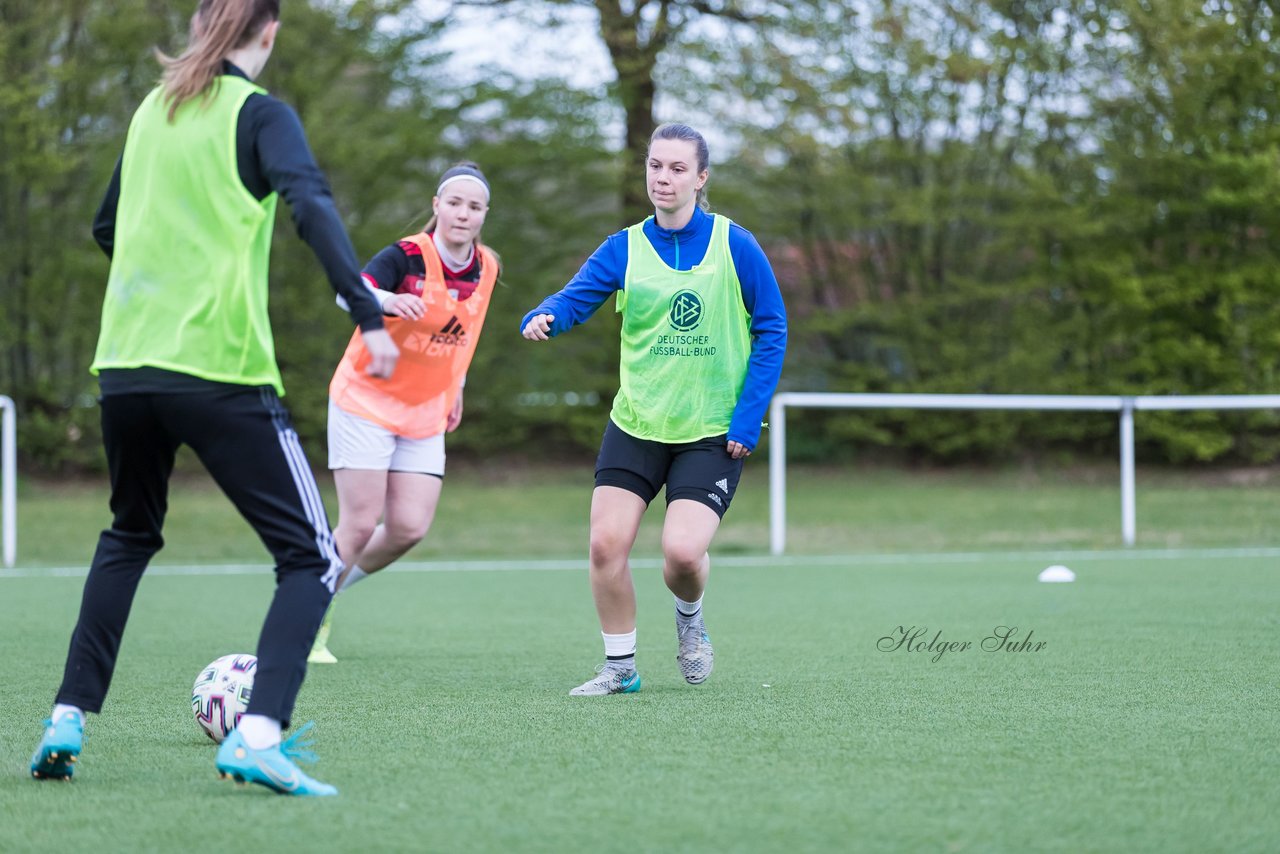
[3, 557, 1278, 852]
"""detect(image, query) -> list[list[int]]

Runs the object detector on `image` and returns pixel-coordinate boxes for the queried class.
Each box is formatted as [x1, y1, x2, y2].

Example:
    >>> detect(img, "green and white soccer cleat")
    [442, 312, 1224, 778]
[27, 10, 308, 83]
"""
[30, 711, 84, 780]
[215, 722, 337, 797]
[676, 614, 714, 684]
[308, 601, 337, 664]
[569, 664, 641, 696]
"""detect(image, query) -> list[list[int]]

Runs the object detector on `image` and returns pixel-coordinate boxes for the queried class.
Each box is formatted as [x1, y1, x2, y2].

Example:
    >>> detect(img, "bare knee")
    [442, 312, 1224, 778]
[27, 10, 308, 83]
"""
[336, 519, 378, 561]
[383, 518, 428, 552]
[589, 528, 631, 575]
[663, 540, 706, 579]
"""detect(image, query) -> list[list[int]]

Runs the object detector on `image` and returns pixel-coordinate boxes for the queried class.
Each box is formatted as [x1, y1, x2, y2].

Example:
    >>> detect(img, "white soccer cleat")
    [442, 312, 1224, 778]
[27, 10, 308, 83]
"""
[676, 615, 714, 684]
[569, 664, 641, 696]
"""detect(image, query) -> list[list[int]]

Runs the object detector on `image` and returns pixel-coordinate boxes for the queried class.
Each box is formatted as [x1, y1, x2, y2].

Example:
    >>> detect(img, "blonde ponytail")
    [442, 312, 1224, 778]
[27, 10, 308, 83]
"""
[155, 0, 279, 122]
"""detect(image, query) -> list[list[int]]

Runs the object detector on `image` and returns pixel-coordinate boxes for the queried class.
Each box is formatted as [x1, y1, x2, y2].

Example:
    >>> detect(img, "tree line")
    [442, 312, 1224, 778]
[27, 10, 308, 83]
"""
[2, 0, 1277, 473]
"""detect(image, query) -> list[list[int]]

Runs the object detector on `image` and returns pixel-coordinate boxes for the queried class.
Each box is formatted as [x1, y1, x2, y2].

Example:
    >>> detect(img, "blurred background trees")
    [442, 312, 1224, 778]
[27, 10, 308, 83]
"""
[3, 0, 1277, 472]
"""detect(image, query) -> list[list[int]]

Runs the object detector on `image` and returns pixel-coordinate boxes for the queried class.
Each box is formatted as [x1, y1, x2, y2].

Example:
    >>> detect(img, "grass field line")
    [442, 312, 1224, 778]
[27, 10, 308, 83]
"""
[4, 545, 1279, 578]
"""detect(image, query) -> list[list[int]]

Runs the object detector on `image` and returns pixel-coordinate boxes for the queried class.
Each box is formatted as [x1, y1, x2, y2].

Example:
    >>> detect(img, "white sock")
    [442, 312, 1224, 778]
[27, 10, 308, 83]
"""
[236, 714, 281, 750]
[52, 704, 83, 723]
[602, 629, 637, 669]
[338, 565, 369, 593]
[675, 594, 703, 618]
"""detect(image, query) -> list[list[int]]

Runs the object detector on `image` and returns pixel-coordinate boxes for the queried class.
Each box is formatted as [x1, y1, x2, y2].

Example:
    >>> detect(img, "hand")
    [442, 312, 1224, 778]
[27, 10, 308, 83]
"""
[446, 390, 463, 433]
[522, 313, 554, 341]
[360, 328, 399, 378]
[727, 440, 751, 460]
[384, 293, 426, 321]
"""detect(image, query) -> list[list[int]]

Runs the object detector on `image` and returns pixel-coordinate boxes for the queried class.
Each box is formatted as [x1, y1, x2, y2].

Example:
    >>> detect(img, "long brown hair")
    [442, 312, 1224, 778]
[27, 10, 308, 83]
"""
[155, 0, 280, 122]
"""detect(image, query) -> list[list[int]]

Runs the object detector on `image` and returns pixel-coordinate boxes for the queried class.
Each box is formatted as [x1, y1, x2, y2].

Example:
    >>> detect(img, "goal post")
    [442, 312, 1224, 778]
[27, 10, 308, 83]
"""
[767, 392, 1280, 556]
[1, 395, 14, 567]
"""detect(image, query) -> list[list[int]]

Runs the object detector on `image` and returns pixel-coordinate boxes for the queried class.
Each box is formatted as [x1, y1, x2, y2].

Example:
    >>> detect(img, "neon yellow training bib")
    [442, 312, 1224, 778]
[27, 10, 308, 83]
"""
[611, 214, 752, 442]
[92, 77, 283, 393]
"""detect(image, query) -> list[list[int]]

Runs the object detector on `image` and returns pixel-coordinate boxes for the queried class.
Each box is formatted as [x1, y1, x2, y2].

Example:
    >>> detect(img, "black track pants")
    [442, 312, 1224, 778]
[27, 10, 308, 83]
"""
[55, 385, 340, 727]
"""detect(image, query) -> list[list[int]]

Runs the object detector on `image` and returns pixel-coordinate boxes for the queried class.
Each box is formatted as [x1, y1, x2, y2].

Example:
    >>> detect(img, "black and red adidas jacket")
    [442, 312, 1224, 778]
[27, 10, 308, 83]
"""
[361, 236, 482, 301]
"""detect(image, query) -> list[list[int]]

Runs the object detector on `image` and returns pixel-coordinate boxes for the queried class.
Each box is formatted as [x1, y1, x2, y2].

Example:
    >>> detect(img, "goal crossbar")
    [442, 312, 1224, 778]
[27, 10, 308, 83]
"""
[767, 392, 1280, 555]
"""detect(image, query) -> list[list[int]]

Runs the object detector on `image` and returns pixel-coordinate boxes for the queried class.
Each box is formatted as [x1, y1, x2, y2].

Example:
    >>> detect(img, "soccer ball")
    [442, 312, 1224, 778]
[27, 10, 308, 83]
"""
[191, 653, 257, 743]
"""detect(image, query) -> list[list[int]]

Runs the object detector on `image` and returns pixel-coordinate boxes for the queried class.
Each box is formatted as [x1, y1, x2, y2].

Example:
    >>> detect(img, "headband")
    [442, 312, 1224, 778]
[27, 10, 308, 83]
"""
[437, 171, 490, 201]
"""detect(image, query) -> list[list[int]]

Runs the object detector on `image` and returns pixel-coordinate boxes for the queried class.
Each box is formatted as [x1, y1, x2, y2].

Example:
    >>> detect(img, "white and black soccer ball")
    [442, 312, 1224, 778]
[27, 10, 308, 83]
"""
[191, 653, 257, 743]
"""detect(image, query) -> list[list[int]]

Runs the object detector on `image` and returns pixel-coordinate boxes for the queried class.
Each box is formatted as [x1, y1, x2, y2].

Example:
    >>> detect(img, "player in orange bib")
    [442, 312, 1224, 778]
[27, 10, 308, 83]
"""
[310, 162, 499, 663]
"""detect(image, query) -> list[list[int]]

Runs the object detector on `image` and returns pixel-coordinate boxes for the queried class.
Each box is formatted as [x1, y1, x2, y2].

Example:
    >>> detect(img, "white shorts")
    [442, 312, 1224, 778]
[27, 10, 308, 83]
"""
[328, 400, 446, 476]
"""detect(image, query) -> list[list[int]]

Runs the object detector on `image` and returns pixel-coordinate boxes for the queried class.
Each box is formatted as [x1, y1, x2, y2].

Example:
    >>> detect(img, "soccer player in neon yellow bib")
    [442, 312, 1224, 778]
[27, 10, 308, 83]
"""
[27, 0, 398, 795]
[521, 123, 788, 695]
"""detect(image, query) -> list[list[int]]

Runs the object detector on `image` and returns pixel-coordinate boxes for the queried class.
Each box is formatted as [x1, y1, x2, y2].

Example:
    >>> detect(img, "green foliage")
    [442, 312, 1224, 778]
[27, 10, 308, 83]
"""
[0, 0, 182, 471]
[4, 0, 1280, 472]
[255, 0, 457, 460]
[708, 0, 1280, 462]
[438, 74, 622, 459]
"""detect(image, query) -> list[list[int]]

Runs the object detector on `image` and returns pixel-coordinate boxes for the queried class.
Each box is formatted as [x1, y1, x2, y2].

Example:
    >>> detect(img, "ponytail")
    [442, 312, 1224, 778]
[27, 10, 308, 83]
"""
[155, 0, 280, 122]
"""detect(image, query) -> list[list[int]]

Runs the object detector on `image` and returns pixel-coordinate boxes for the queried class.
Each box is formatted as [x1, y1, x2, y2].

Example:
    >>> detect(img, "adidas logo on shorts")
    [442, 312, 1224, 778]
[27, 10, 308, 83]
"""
[707, 493, 723, 507]
[716, 478, 729, 494]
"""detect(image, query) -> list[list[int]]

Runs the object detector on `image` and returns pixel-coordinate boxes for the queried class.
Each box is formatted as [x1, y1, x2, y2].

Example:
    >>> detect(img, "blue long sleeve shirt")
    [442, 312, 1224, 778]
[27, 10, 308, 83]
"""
[521, 207, 787, 450]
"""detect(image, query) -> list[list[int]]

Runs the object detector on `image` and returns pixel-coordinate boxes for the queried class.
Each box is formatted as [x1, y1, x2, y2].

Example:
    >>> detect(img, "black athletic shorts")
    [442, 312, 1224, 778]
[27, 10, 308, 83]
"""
[594, 420, 744, 518]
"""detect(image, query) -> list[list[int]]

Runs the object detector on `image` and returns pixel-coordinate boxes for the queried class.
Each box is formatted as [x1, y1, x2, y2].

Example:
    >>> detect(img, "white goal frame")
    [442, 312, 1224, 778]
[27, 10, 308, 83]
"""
[767, 393, 1280, 555]
[1, 396, 14, 567]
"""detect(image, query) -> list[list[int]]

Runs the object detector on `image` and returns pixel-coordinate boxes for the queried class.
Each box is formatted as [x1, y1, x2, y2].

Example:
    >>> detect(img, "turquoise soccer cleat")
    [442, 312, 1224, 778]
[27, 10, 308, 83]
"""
[30, 711, 84, 781]
[215, 722, 338, 797]
[569, 664, 642, 696]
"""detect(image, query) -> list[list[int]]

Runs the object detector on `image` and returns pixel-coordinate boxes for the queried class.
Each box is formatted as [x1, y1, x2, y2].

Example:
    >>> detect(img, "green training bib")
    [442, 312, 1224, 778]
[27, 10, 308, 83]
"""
[611, 214, 751, 442]
[93, 77, 282, 392]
